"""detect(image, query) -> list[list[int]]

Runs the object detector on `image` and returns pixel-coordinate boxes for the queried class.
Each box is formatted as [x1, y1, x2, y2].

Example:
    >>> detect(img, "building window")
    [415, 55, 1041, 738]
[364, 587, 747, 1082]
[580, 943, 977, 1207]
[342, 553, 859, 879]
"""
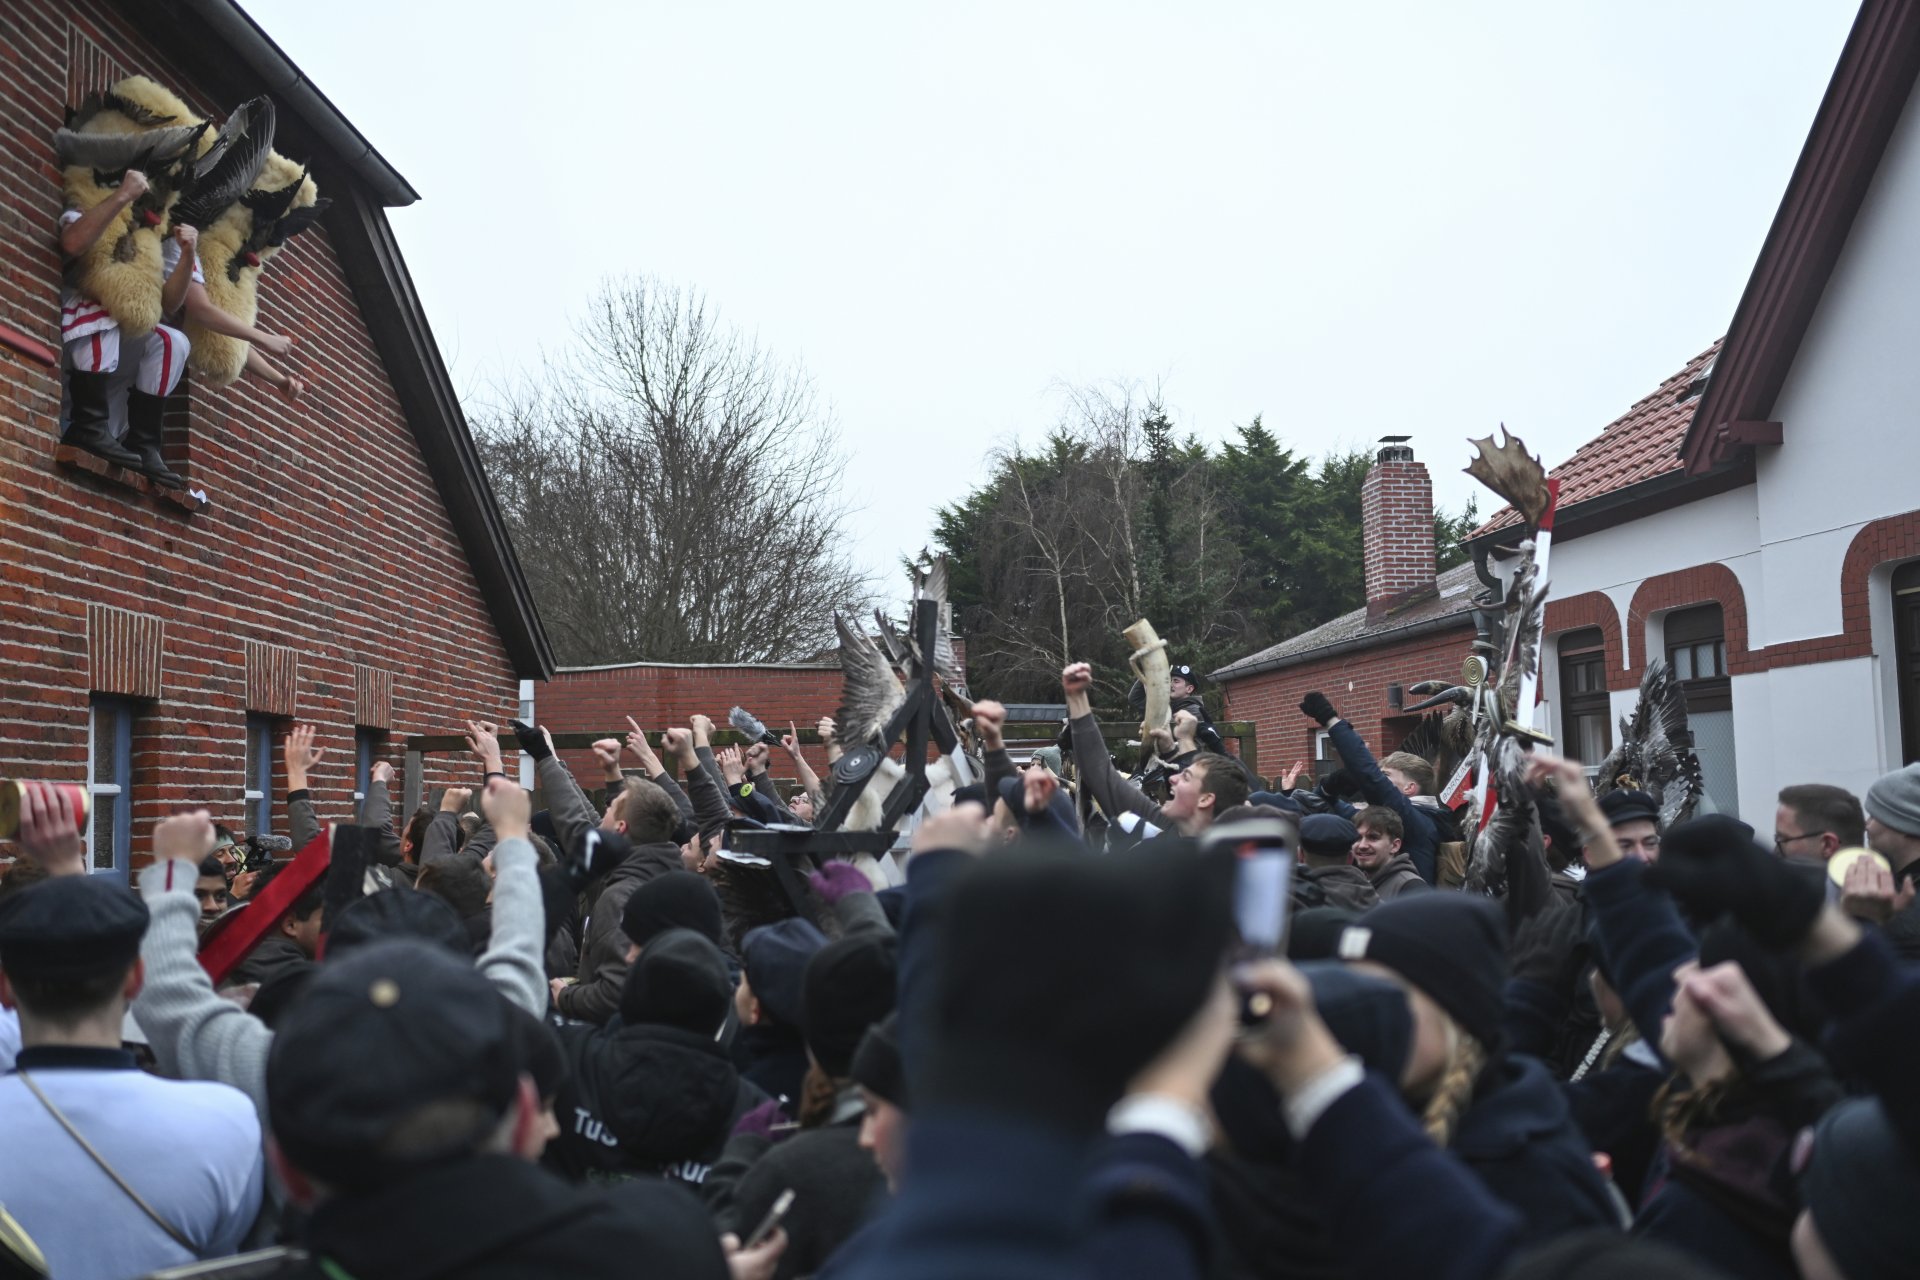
[1664, 604, 1737, 815]
[87, 698, 134, 876]
[1558, 629, 1613, 766]
[1894, 561, 1920, 765]
[354, 728, 385, 804]
[244, 715, 277, 836]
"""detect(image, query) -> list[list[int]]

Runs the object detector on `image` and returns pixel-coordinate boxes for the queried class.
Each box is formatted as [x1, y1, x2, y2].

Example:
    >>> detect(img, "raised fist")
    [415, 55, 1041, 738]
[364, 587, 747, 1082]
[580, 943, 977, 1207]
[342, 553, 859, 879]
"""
[119, 169, 150, 200]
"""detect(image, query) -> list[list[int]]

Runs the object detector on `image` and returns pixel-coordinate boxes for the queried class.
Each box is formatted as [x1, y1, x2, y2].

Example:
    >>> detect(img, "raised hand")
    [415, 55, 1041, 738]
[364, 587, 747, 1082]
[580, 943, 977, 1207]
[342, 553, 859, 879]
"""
[154, 809, 217, 867]
[1679, 960, 1793, 1061]
[1298, 692, 1337, 727]
[781, 723, 804, 757]
[689, 714, 715, 747]
[118, 169, 150, 201]
[285, 723, 325, 792]
[816, 716, 837, 744]
[1024, 765, 1059, 815]
[590, 738, 624, 780]
[745, 741, 771, 775]
[370, 760, 395, 786]
[718, 746, 746, 787]
[624, 716, 661, 770]
[464, 721, 504, 773]
[481, 776, 531, 840]
[15, 781, 87, 876]
[173, 223, 198, 253]
[662, 726, 696, 768]
[1839, 853, 1918, 924]
[972, 699, 1007, 750]
[1061, 663, 1094, 695]
[1282, 759, 1309, 791]
[440, 786, 473, 814]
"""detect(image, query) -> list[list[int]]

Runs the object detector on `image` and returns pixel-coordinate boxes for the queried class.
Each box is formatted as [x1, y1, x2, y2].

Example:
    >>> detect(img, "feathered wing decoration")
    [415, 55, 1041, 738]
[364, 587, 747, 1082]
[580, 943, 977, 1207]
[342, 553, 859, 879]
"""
[905, 550, 967, 697]
[52, 125, 203, 174]
[188, 150, 322, 387]
[1494, 543, 1549, 726]
[1592, 658, 1703, 828]
[834, 612, 907, 746]
[171, 96, 276, 229]
[1465, 736, 1531, 897]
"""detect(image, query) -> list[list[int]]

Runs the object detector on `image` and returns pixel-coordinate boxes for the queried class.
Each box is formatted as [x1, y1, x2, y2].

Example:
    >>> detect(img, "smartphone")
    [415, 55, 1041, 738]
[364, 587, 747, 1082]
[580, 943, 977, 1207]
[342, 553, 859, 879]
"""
[746, 1188, 796, 1249]
[1204, 816, 1297, 1023]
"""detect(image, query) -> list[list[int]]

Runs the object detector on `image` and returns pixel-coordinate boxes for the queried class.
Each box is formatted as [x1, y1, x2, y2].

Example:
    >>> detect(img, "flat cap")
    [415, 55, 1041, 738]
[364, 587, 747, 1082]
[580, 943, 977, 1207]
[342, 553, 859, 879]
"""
[0, 876, 148, 981]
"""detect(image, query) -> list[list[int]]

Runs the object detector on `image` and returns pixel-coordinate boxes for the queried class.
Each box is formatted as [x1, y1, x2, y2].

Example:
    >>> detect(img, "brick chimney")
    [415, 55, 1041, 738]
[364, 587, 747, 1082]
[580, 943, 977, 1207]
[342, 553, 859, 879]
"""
[1361, 437, 1437, 622]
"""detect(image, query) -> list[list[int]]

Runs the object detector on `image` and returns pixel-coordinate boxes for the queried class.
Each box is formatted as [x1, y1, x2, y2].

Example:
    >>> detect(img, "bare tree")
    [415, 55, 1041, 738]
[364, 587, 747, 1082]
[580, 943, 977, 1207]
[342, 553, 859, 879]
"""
[474, 278, 871, 665]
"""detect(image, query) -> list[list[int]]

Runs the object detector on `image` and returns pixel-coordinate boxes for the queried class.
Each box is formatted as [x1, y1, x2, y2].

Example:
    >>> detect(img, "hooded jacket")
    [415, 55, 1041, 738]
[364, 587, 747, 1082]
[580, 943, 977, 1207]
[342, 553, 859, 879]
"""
[1365, 853, 1431, 901]
[554, 839, 683, 1025]
[1292, 863, 1380, 914]
[1326, 719, 1439, 884]
[552, 1020, 767, 1189]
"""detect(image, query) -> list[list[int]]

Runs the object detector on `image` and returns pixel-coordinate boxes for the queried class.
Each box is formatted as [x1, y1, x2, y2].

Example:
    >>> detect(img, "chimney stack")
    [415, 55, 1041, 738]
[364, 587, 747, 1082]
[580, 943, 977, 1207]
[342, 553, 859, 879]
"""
[1362, 436, 1437, 622]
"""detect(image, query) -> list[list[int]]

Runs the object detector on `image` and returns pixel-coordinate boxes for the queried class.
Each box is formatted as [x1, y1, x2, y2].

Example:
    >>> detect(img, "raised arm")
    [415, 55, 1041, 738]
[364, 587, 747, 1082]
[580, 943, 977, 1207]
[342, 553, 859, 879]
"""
[667, 726, 730, 834]
[284, 722, 325, 850]
[780, 722, 825, 806]
[160, 225, 197, 316]
[59, 170, 145, 258]
[1063, 662, 1164, 829]
[973, 700, 1020, 801]
[184, 281, 294, 352]
[624, 719, 693, 823]
[475, 777, 549, 1016]
[357, 760, 405, 867]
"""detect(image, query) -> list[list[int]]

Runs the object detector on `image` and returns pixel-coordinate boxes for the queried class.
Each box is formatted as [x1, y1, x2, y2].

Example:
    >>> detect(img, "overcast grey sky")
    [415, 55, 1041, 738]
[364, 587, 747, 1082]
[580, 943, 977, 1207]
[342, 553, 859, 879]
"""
[251, 0, 1857, 584]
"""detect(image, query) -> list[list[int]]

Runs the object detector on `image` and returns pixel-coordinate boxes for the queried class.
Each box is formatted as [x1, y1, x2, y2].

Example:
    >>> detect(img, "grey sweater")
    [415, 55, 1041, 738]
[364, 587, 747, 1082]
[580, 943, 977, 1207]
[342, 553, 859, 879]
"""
[134, 835, 549, 1115]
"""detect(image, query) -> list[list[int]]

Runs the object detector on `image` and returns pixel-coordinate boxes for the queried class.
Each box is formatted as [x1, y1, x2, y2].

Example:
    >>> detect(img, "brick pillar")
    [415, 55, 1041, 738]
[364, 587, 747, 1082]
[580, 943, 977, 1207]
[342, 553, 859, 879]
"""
[1361, 441, 1437, 622]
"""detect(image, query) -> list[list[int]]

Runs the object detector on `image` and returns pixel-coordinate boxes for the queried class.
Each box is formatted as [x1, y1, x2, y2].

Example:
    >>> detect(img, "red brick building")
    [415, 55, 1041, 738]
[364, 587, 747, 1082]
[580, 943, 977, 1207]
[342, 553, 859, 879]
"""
[0, 0, 553, 873]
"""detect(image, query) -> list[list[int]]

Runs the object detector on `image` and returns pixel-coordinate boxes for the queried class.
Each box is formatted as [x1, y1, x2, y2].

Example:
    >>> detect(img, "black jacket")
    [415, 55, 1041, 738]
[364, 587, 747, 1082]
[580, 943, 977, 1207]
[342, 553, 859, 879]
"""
[1448, 1054, 1623, 1245]
[732, 1021, 811, 1109]
[178, 1153, 728, 1280]
[551, 1020, 768, 1190]
[226, 933, 311, 989]
[554, 840, 683, 1025]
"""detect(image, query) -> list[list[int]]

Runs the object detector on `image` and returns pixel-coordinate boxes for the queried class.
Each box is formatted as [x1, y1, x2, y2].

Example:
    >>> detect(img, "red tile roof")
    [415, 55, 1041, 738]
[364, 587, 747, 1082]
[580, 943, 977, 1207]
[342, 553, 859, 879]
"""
[1473, 340, 1723, 537]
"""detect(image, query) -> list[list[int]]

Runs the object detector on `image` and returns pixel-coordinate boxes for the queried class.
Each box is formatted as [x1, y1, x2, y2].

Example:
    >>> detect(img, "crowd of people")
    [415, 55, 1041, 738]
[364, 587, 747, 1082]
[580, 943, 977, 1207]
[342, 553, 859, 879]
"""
[2, 664, 1920, 1280]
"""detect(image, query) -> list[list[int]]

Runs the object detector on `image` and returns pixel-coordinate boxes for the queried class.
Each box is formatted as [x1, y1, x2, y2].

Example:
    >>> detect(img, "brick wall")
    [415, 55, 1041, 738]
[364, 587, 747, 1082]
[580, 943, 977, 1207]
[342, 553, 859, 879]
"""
[1361, 449, 1437, 620]
[1221, 620, 1477, 778]
[0, 0, 523, 865]
[539, 663, 850, 781]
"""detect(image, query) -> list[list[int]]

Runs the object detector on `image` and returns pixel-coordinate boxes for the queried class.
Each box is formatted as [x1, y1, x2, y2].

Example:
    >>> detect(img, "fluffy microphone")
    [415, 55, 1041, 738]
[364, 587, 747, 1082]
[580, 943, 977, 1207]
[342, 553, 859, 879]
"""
[729, 706, 782, 746]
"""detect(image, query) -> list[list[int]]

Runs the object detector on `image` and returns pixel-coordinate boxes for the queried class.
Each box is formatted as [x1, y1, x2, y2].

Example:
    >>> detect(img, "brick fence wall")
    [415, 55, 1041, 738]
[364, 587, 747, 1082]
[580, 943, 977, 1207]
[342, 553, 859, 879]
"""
[1221, 620, 1478, 777]
[0, 0, 523, 867]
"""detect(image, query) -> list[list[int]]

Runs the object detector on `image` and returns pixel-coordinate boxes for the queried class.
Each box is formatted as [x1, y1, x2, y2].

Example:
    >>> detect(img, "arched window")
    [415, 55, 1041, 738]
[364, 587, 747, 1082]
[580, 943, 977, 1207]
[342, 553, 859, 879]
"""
[1557, 628, 1611, 764]
[1664, 603, 1737, 815]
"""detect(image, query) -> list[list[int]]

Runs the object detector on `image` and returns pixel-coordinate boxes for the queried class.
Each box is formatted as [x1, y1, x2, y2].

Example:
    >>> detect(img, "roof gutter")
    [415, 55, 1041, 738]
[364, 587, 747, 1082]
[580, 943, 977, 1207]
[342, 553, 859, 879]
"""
[1211, 608, 1476, 683]
[169, 0, 420, 207]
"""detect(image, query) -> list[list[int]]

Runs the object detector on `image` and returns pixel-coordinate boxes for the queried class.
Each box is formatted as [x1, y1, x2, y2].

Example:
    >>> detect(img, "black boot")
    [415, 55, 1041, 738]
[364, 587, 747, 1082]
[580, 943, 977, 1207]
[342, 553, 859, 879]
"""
[125, 391, 185, 489]
[61, 370, 142, 469]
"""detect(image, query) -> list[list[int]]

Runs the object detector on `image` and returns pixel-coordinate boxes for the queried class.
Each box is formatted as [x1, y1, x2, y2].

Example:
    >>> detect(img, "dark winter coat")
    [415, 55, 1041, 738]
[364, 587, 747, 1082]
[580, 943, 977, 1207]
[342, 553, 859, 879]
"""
[181, 1152, 728, 1280]
[551, 1020, 768, 1190]
[1292, 863, 1380, 913]
[1326, 720, 1439, 884]
[226, 933, 311, 989]
[1448, 1054, 1623, 1245]
[712, 1116, 887, 1280]
[1365, 853, 1431, 901]
[731, 1021, 811, 1109]
[553, 839, 683, 1025]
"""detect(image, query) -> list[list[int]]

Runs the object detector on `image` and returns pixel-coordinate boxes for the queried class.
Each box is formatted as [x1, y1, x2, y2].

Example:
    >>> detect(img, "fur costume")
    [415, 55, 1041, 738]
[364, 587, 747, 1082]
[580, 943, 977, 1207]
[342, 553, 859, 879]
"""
[56, 77, 208, 338]
[187, 149, 328, 387]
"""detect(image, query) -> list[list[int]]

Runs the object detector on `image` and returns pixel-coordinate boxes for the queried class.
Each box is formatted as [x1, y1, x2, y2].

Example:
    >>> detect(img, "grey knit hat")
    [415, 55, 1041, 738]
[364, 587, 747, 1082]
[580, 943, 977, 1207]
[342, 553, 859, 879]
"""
[1865, 763, 1920, 837]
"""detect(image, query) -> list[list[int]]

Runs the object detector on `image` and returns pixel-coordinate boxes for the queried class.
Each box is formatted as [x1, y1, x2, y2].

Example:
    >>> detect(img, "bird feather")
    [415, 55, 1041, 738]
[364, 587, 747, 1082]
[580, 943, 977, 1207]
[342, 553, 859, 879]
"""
[172, 97, 277, 229]
[834, 612, 906, 745]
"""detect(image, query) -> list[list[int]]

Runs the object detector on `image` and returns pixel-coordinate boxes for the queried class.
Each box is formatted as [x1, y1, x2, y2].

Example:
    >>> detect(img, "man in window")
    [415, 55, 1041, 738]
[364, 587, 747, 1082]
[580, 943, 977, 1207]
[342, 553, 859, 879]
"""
[1774, 783, 1865, 864]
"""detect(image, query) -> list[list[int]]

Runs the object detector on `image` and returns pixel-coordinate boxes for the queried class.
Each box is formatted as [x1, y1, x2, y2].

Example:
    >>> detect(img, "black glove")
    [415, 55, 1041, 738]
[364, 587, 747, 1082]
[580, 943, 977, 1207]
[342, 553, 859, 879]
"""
[1300, 692, 1337, 727]
[1509, 897, 1589, 995]
[1320, 768, 1363, 804]
[1644, 815, 1823, 948]
[509, 719, 552, 762]
[917, 842, 1234, 1138]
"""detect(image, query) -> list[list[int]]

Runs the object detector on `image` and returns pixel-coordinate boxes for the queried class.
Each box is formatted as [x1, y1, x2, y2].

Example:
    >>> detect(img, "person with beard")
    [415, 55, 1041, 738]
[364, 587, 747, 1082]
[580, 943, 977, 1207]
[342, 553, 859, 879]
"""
[550, 929, 767, 1190]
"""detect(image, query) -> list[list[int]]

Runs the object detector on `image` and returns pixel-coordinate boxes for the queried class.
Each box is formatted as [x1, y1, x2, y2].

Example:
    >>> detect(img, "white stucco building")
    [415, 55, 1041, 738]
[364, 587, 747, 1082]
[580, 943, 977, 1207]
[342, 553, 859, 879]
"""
[1469, 0, 1920, 821]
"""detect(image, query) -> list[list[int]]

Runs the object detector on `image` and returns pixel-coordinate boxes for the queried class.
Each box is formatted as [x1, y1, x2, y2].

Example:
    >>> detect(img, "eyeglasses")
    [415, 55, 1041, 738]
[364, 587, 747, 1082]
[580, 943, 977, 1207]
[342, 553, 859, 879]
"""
[1774, 831, 1824, 853]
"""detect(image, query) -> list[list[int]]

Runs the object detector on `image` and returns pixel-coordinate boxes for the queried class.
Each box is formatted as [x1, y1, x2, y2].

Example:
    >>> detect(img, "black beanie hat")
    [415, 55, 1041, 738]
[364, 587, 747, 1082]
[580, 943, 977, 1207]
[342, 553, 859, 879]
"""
[1299, 960, 1412, 1082]
[1288, 906, 1360, 960]
[742, 917, 829, 1029]
[620, 870, 725, 950]
[849, 1012, 906, 1110]
[1337, 894, 1510, 1054]
[802, 933, 899, 1079]
[1695, 919, 1826, 1044]
[327, 888, 470, 961]
[1802, 1098, 1920, 1280]
[620, 928, 733, 1034]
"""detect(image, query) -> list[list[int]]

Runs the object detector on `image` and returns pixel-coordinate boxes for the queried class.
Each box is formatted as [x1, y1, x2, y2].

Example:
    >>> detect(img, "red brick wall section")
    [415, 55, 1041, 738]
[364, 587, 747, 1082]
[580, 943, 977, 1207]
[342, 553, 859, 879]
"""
[1220, 620, 1477, 780]
[1544, 591, 1633, 691]
[0, 0, 523, 862]
[1361, 455, 1437, 618]
[541, 664, 850, 780]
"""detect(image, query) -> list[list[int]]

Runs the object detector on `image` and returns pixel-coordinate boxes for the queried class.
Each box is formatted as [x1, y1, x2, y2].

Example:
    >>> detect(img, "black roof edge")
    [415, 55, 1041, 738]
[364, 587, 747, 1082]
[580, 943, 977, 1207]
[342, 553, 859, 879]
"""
[330, 187, 555, 680]
[1212, 609, 1476, 683]
[141, 0, 419, 207]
